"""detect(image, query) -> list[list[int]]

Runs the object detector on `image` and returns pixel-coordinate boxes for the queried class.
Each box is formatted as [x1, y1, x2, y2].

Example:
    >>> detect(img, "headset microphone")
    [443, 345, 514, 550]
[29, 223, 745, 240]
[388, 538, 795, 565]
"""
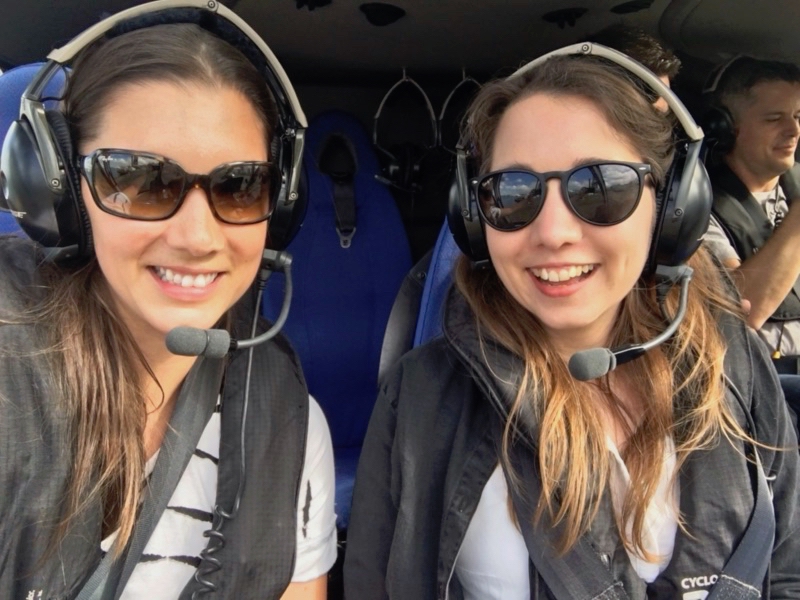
[568, 265, 693, 381]
[166, 249, 293, 357]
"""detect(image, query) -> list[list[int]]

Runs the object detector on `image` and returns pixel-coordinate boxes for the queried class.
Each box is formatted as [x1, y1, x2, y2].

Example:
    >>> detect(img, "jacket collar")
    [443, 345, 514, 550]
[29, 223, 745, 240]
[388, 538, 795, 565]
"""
[442, 286, 541, 447]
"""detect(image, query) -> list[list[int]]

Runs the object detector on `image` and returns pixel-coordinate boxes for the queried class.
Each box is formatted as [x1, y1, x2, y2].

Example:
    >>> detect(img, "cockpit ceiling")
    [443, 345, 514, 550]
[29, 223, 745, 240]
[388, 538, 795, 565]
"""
[660, 0, 800, 65]
[0, 0, 797, 81]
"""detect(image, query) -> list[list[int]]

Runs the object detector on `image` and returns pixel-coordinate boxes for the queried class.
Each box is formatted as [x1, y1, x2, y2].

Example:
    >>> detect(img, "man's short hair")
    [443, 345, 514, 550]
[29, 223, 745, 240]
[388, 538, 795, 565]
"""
[586, 24, 681, 79]
[711, 57, 800, 112]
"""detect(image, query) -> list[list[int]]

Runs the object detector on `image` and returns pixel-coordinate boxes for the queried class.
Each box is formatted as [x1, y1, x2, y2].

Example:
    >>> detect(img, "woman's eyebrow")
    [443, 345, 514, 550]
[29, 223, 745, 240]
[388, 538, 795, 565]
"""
[491, 157, 612, 172]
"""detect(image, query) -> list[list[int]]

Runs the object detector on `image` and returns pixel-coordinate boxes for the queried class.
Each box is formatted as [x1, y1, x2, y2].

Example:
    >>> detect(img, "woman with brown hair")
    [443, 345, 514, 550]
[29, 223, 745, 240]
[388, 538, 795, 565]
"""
[0, 3, 335, 598]
[344, 48, 800, 599]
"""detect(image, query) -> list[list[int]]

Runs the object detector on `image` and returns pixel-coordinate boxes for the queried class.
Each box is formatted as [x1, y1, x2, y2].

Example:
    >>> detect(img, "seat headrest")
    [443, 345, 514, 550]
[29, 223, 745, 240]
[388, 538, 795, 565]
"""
[0, 63, 68, 149]
[317, 133, 357, 179]
[305, 109, 380, 176]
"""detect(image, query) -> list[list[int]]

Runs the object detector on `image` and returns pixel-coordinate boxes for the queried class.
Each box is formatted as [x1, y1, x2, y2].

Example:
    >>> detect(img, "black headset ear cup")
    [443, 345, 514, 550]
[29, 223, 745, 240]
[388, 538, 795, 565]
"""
[267, 161, 307, 251]
[45, 110, 93, 256]
[646, 141, 712, 274]
[264, 130, 308, 250]
[447, 147, 488, 264]
[0, 107, 88, 258]
[701, 105, 736, 156]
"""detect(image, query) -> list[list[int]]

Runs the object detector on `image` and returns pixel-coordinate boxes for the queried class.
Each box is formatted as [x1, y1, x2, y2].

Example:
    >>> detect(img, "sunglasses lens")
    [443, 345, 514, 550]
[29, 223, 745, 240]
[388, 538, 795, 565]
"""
[567, 164, 642, 225]
[478, 171, 543, 230]
[91, 151, 183, 219]
[210, 163, 275, 224]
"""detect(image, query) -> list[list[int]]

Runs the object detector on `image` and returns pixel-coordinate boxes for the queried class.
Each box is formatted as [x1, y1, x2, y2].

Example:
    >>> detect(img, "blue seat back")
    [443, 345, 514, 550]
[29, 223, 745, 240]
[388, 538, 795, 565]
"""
[262, 109, 411, 527]
[413, 221, 461, 346]
[0, 63, 67, 235]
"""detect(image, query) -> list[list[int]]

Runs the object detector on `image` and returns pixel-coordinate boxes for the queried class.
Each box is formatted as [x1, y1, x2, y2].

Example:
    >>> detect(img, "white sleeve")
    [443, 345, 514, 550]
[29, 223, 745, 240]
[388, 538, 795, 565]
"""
[291, 395, 338, 582]
[702, 214, 741, 264]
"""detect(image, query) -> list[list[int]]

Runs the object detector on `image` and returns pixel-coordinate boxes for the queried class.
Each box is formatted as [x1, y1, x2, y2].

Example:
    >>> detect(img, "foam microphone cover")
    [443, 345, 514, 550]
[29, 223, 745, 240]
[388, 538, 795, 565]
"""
[568, 347, 617, 381]
[166, 327, 231, 358]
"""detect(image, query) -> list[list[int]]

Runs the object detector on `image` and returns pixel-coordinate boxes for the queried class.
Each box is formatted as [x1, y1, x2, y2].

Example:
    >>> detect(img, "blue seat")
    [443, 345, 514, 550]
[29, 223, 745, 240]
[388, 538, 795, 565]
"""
[379, 220, 460, 383]
[262, 109, 412, 529]
[0, 63, 67, 235]
[413, 221, 461, 346]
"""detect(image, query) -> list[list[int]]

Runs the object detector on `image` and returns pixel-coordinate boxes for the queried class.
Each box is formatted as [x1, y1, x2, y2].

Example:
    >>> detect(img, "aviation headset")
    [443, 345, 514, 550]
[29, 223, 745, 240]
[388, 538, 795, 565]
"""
[701, 55, 748, 156]
[373, 70, 438, 191]
[0, 0, 308, 261]
[448, 42, 712, 276]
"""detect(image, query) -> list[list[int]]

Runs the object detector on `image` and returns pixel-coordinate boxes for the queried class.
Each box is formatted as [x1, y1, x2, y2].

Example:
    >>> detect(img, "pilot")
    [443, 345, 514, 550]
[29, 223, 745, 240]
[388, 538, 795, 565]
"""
[702, 57, 800, 393]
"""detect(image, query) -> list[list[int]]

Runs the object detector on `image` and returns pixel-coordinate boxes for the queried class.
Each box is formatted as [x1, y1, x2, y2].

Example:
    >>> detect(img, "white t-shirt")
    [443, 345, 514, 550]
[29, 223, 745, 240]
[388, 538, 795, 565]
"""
[455, 438, 679, 599]
[704, 185, 800, 355]
[102, 395, 337, 598]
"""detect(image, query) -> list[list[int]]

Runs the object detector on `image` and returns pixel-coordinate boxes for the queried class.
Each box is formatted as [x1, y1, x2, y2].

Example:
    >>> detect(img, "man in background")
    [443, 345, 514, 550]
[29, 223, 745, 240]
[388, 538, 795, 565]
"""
[702, 57, 800, 370]
[587, 24, 681, 111]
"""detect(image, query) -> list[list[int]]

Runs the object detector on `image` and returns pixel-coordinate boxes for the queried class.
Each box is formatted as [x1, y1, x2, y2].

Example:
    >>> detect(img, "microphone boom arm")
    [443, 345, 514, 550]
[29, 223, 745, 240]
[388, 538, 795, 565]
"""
[166, 249, 294, 357]
[615, 265, 693, 367]
[567, 264, 693, 380]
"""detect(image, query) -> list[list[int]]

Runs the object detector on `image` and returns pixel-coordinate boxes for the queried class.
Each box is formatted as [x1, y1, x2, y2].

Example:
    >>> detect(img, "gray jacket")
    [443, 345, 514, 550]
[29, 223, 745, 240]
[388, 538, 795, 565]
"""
[345, 287, 800, 599]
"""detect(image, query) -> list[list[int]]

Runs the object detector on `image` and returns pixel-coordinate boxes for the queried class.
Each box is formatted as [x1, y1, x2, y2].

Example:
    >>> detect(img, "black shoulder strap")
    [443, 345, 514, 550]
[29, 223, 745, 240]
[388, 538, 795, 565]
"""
[318, 133, 357, 248]
[706, 443, 774, 599]
[708, 319, 775, 598]
[75, 356, 225, 600]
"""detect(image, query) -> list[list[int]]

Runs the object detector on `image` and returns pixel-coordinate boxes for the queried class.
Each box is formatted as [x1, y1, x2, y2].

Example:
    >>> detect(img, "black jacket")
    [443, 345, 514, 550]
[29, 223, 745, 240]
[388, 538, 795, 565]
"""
[344, 288, 800, 599]
[0, 237, 310, 599]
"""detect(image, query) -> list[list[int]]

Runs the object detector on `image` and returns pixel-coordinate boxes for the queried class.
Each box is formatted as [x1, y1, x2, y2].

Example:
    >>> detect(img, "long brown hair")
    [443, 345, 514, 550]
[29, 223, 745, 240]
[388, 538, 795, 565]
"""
[455, 55, 744, 558]
[34, 22, 279, 556]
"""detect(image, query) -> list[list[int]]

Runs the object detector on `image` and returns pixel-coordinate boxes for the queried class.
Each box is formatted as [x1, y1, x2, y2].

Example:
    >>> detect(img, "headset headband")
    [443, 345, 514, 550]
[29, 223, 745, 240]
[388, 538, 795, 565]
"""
[20, 0, 307, 202]
[702, 54, 746, 95]
[510, 43, 703, 142]
[450, 42, 712, 273]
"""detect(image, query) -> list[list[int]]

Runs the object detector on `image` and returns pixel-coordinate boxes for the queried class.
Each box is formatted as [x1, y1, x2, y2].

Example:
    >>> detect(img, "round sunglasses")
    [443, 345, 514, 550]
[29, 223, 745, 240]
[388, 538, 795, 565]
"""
[474, 160, 652, 231]
[78, 149, 281, 225]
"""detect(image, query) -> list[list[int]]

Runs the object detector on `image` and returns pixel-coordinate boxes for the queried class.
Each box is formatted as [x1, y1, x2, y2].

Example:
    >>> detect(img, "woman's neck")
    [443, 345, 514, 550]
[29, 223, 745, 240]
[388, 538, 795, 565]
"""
[140, 343, 199, 460]
[592, 372, 646, 451]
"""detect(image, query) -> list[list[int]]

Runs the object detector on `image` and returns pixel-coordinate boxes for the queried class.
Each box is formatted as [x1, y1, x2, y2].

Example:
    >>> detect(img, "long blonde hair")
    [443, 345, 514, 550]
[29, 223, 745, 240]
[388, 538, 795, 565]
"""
[455, 55, 744, 558]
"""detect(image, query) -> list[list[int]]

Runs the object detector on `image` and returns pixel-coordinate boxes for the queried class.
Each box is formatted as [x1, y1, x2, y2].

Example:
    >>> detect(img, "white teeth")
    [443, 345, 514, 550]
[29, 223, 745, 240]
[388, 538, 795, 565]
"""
[154, 267, 219, 288]
[531, 265, 594, 283]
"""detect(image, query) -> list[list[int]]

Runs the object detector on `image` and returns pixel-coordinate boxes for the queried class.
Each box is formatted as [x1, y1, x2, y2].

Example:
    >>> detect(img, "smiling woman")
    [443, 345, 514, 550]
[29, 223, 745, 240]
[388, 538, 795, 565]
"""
[344, 50, 800, 599]
[0, 3, 334, 599]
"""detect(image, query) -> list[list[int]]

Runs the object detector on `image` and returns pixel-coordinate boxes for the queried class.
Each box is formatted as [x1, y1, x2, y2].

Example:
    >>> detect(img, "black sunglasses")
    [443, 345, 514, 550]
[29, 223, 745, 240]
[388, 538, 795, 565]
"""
[78, 149, 281, 225]
[474, 160, 652, 231]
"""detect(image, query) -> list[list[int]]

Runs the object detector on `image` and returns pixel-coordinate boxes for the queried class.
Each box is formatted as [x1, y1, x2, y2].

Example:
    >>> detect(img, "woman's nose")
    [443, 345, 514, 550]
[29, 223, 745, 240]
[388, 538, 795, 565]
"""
[164, 187, 225, 255]
[528, 179, 583, 248]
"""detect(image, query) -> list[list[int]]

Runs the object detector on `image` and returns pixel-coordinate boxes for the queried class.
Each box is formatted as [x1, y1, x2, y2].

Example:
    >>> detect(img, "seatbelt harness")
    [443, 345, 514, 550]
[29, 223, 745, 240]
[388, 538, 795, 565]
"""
[75, 355, 225, 600]
[317, 133, 357, 248]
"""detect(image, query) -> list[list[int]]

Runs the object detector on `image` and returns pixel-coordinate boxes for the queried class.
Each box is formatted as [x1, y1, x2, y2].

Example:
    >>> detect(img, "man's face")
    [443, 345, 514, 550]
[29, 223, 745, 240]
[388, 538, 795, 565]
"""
[729, 80, 800, 185]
